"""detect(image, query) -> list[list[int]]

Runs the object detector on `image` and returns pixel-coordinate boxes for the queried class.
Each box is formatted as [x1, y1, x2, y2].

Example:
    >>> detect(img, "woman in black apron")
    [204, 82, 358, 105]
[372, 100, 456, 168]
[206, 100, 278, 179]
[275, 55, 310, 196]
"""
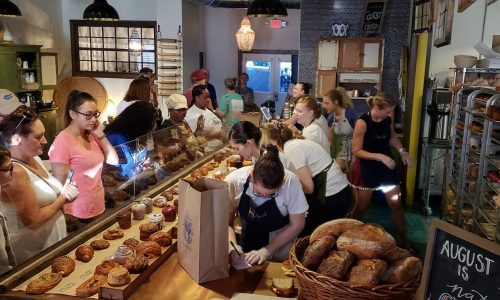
[226, 145, 308, 266]
[351, 92, 413, 250]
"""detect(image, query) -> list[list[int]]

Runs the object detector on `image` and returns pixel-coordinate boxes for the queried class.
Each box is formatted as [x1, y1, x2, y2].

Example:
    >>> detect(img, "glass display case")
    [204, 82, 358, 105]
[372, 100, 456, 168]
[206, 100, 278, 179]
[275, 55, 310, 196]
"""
[0, 121, 233, 294]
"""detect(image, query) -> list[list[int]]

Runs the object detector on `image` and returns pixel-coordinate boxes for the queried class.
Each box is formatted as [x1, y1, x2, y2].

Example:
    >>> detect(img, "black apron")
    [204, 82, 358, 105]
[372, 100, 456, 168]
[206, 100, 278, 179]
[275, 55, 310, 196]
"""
[237, 176, 289, 252]
[301, 160, 334, 237]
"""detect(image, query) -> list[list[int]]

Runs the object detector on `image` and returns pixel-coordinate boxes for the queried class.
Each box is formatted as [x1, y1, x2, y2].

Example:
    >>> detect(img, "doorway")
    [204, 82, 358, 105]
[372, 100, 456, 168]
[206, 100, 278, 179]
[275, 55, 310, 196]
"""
[239, 50, 297, 117]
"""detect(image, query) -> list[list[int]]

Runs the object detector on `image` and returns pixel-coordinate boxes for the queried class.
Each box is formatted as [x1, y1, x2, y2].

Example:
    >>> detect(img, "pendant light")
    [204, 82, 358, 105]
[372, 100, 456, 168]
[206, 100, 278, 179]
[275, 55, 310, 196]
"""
[247, 0, 287, 18]
[83, 0, 119, 21]
[235, 16, 255, 52]
[0, 0, 22, 17]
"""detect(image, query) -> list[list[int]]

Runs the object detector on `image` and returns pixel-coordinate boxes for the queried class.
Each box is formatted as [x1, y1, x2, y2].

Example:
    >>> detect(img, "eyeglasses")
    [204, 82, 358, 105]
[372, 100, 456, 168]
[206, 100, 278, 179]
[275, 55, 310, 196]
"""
[0, 163, 13, 175]
[73, 110, 101, 120]
[252, 183, 279, 199]
[14, 110, 34, 132]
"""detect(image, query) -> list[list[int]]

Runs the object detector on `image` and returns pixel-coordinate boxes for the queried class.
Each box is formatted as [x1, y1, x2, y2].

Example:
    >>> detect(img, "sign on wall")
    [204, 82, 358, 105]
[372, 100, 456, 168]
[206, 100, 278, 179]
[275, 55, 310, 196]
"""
[419, 220, 500, 300]
[361, 0, 387, 34]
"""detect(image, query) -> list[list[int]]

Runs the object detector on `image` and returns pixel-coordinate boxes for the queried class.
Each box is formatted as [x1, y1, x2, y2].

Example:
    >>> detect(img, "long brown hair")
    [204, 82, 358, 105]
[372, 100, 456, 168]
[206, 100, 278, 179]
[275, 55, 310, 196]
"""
[64, 90, 97, 127]
[0, 105, 38, 144]
[252, 144, 284, 189]
[123, 77, 151, 102]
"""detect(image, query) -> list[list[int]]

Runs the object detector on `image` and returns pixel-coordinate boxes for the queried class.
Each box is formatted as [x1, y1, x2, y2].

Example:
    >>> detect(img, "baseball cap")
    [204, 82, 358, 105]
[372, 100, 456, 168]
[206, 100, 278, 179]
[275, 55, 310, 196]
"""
[0, 89, 22, 116]
[166, 94, 188, 110]
[190, 69, 208, 82]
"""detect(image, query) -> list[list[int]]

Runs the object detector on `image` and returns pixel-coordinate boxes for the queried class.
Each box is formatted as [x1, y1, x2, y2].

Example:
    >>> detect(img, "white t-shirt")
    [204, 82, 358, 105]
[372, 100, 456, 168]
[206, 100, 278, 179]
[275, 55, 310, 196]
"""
[302, 122, 330, 152]
[317, 115, 330, 136]
[185, 105, 223, 152]
[251, 151, 297, 173]
[225, 166, 308, 217]
[283, 139, 348, 197]
[116, 100, 138, 115]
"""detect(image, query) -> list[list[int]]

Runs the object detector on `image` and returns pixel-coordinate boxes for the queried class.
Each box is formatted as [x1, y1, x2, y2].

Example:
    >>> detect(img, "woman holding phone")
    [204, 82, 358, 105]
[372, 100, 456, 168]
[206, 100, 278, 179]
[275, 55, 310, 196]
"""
[49, 91, 118, 221]
[0, 106, 79, 265]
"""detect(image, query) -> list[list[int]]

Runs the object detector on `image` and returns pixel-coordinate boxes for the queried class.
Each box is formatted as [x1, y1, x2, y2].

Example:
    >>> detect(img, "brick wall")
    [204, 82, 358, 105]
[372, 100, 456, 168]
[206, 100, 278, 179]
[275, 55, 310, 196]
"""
[299, 0, 412, 98]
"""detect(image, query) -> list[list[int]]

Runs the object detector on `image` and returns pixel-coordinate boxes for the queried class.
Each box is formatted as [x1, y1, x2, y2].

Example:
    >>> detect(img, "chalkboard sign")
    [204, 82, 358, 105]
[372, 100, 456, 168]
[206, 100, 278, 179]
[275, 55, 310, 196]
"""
[419, 220, 500, 300]
[361, 0, 386, 34]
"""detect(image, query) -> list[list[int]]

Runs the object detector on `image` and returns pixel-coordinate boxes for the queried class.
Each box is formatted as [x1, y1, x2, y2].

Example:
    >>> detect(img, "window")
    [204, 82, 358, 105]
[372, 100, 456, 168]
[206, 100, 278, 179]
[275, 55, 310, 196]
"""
[413, 0, 431, 33]
[70, 20, 157, 79]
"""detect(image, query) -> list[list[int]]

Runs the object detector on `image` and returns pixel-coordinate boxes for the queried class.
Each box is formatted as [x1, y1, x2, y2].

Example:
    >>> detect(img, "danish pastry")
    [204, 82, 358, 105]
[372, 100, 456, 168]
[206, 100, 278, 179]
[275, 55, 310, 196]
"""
[103, 228, 124, 240]
[90, 239, 110, 250]
[75, 275, 107, 297]
[51, 256, 75, 277]
[148, 231, 172, 247]
[124, 254, 149, 274]
[107, 266, 131, 287]
[123, 238, 140, 249]
[75, 245, 94, 263]
[25, 273, 62, 295]
[94, 260, 118, 276]
[135, 241, 162, 258]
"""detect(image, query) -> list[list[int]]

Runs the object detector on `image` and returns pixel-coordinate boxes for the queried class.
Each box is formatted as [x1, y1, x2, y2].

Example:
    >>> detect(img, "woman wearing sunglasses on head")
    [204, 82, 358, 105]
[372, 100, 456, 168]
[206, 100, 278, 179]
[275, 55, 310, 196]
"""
[225, 145, 308, 266]
[0, 107, 79, 266]
[49, 91, 118, 222]
[0, 145, 16, 274]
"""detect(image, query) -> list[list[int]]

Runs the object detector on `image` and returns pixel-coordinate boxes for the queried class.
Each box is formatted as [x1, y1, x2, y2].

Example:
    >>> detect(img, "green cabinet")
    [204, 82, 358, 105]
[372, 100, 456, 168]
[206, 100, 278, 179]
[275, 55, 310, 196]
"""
[0, 43, 42, 95]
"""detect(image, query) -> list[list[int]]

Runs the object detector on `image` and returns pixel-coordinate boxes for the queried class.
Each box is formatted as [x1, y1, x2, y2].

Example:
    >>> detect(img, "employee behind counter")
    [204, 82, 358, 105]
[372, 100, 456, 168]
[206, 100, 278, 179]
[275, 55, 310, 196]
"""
[225, 145, 308, 266]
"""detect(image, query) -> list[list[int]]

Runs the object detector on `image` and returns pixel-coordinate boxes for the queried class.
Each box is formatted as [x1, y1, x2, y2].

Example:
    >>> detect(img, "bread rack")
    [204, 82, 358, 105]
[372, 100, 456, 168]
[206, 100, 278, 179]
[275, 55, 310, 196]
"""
[157, 34, 183, 106]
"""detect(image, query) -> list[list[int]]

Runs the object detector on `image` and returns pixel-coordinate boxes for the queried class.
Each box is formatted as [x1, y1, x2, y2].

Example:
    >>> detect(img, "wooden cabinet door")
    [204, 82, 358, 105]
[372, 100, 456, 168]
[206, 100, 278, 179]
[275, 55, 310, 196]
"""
[362, 41, 382, 71]
[315, 70, 336, 98]
[0, 49, 19, 92]
[338, 40, 362, 71]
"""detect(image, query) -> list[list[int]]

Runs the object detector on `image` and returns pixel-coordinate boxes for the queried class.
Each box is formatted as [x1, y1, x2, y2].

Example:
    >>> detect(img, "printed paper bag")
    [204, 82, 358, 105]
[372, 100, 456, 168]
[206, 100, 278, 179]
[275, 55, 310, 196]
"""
[178, 177, 229, 283]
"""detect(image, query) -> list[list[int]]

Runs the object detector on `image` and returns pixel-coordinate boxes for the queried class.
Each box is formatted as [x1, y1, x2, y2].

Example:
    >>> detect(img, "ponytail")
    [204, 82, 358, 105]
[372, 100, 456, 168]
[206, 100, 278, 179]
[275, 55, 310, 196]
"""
[261, 122, 295, 149]
[253, 144, 284, 189]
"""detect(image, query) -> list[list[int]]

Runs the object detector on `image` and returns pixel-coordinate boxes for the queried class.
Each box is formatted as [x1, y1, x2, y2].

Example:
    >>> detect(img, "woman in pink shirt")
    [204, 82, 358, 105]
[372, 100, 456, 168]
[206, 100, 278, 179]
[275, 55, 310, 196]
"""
[49, 91, 118, 220]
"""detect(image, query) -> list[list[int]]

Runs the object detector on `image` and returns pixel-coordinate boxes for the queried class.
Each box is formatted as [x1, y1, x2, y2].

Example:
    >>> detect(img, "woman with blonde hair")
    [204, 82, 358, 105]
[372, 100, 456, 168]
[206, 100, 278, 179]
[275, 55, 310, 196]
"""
[293, 96, 330, 152]
[351, 92, 413, 251]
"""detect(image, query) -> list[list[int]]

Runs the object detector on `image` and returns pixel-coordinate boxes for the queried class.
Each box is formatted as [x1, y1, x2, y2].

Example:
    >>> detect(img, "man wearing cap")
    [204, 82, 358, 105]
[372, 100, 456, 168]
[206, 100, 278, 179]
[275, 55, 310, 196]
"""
[158, 94, 206, 152]
[0, 89, 22, 122]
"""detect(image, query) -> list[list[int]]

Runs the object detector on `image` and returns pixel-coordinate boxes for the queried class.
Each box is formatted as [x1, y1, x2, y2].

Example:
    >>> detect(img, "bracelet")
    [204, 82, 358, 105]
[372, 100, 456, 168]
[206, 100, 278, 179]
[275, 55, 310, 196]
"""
[399, 148, 407, 153]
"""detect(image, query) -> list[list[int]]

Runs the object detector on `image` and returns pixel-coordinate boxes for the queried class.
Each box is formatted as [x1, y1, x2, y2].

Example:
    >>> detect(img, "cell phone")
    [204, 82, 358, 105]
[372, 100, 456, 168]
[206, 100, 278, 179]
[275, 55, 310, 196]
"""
[260, 107, 272, 121]
[66, 169, 74, 182]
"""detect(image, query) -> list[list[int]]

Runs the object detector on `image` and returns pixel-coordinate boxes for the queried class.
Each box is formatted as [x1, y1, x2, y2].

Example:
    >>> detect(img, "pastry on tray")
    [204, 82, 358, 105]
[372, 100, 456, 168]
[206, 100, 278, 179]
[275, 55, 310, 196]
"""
[148, 214, 165, 230]
[132, 203, 147, 220]
[123, 238, 140, 249]
[135, 241, 162, 258]
[107, 266, 131, 287]
[149, 231, 172, 247]
[270, 277, 296, 298]
[90, 239, 110, 250]
[170, 226, 177, 239]
[124, 254, 149, 274]
[75, 245, 94, 263]
[140, 197, 154, 214]
[162, 205, 177, 222]
[139, 222, 159, 241]
[160, 191, 174, 201]
[152, 196, 168, 208]
[94, 260, 118, 276]
[25, 273, 63, 295]
[51, 256, 75, 277]
[75, 275, 107, 297]
[116, 209, 132, 229]
[113, 245, 135, 265]
[103, 228, 124, 240]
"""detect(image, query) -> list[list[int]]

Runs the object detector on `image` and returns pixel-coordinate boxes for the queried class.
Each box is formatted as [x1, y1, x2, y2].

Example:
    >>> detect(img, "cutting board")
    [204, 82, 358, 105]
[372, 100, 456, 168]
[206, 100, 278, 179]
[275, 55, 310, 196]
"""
[54, 76, 108, 113]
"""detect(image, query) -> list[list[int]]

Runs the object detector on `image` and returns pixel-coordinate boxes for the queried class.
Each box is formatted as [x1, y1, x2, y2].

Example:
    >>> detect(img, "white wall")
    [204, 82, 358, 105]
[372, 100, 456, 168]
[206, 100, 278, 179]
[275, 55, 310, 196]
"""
[202, 6, 301, 98]
[182, 1, 202, 91]
[429, 1, 500, 74]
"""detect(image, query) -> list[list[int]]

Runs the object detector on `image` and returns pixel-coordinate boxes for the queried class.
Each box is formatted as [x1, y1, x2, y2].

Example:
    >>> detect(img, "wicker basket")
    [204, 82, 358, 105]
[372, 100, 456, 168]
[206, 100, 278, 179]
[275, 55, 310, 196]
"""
[290, 237, 421, 300]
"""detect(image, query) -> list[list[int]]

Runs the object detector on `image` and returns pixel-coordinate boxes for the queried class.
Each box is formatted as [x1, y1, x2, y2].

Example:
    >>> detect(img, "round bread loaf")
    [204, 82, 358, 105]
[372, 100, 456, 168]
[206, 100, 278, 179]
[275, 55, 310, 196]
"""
[382, 247, 412, 262]
[301, 235, 335, 271]
[381, 256, 422, 283]
[317, 250, 354, 280]
[107, 266, 131, 287]
[310, 218, 363, 243]
[336, 223, 396, 259]
[347, 259, 387, 285]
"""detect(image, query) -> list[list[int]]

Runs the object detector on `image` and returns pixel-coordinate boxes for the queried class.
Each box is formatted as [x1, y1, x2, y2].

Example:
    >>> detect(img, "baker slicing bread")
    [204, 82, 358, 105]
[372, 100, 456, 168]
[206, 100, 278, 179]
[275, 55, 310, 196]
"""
[225, 145, 308, 266]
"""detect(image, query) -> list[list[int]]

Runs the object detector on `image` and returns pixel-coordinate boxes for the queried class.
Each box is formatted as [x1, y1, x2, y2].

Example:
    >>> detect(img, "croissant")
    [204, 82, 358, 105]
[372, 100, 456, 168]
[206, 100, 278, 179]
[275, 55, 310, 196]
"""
[148, 231, 172, 247]
[75, 245, 94, 263]
[135, 241, 162, 258]
[51, 256, 75, 277]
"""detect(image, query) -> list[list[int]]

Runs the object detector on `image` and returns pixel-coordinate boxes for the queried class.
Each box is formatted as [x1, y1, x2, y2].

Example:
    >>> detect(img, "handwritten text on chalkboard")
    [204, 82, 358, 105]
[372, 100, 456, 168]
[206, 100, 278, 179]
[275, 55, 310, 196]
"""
[362, 0, 386, 34]
[440, 240, 495, 280]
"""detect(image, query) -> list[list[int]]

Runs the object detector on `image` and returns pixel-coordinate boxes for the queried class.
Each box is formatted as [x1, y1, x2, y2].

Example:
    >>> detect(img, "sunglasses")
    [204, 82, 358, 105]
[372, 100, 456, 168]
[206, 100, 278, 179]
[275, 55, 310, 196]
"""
[73, 110, 101, 120]
[14, 110, 34, 132]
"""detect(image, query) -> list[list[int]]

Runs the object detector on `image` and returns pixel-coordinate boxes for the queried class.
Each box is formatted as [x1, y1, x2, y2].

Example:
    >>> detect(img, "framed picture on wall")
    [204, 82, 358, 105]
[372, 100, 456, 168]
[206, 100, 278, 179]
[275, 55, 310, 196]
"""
[433, 0, 454, 47]
[458, 0, 476, 12]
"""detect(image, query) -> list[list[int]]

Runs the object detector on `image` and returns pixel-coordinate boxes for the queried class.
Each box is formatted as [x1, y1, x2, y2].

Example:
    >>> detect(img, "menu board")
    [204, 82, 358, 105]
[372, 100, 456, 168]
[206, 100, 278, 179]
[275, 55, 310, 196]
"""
[420, 220, 500, 300]
[361, 0, 386, 34]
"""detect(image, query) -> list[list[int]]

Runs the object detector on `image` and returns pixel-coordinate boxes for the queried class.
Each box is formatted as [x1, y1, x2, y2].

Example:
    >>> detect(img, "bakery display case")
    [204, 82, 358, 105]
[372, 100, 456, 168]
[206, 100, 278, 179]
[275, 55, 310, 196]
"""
[0, 122, 237, 298]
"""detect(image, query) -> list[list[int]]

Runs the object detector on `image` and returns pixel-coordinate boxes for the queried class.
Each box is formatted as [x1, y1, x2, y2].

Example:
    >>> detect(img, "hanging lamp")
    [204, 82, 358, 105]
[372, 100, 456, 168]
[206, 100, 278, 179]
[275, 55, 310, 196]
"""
[0, 0, 22, 17]
[83, 0, 119, 20]
[235, 16, 255, 52]
[247, 0, 287, 18]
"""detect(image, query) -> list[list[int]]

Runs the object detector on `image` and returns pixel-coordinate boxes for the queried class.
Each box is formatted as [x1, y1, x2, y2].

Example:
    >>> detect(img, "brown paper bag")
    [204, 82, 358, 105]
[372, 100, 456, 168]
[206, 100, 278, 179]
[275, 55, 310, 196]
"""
[178, 177, 229, 283]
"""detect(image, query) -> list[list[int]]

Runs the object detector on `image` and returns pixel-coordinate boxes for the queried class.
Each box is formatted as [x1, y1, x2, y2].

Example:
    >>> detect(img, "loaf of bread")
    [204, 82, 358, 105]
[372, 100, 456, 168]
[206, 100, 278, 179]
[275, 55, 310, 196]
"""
[310, 218, 363, 243]
[302, 235, 335, 271]
[347, 259, 387, 285]
[381, 256, 422, 283]
[382, 247, 412, 262]
[317, 250, 354, 280]
[337, 224, 396, 259]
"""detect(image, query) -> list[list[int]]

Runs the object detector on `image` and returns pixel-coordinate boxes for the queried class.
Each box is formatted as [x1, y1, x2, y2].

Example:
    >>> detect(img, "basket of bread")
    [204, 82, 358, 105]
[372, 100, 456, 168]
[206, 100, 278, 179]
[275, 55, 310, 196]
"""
[290, 219, 422, 300]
